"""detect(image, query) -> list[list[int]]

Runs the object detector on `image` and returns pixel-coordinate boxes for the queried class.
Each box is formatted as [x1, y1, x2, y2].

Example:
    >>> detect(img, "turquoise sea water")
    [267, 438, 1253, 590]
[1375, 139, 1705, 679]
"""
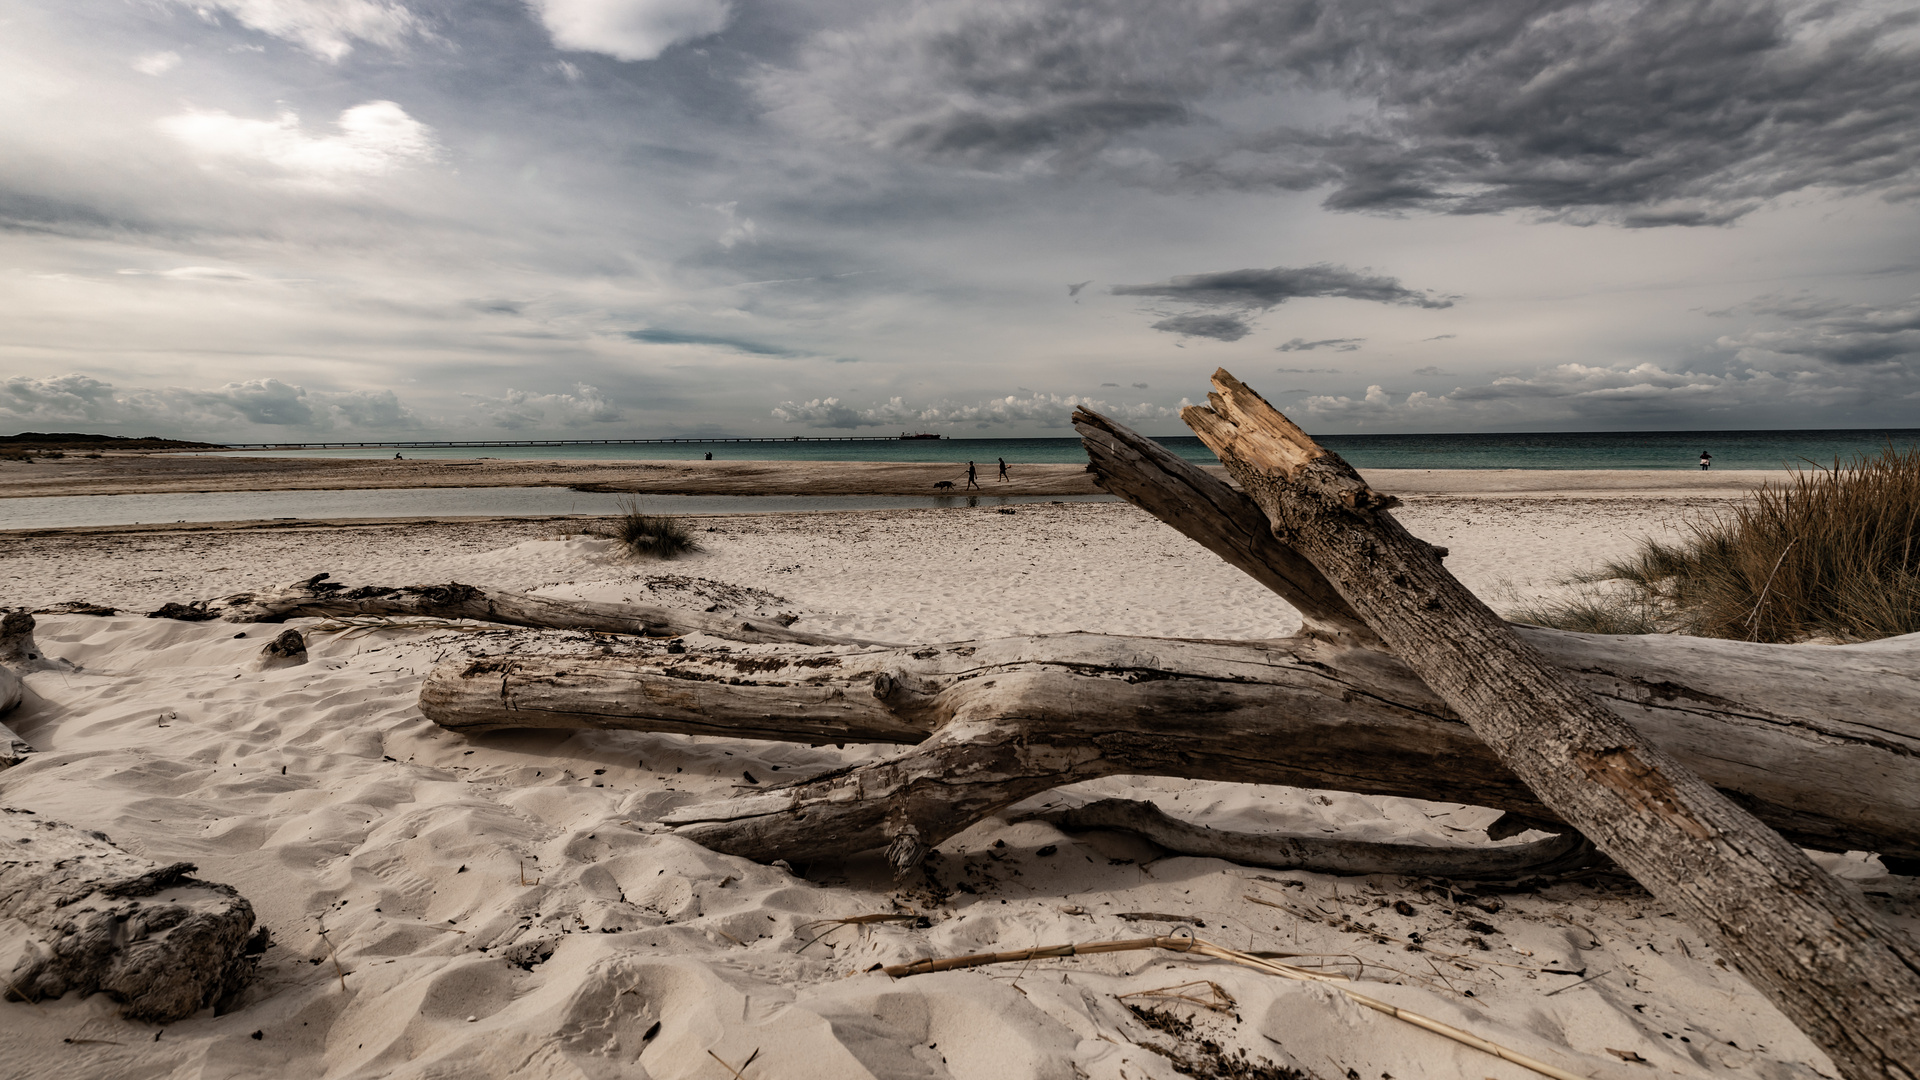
[209, 429, 1920, 471]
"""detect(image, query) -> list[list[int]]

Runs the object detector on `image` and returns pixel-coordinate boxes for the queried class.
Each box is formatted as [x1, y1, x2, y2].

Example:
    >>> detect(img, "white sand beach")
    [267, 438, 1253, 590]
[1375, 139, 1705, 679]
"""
[2, 485, 1910, 1080]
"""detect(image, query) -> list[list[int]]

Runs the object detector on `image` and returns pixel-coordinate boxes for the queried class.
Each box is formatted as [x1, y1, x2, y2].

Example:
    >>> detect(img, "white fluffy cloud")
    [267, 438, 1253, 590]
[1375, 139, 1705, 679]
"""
[175, 0, 422, 62]
[1288, 361, 1911, 429]
[0, 374, 418, 433]
[158, 100, 439, 185]
[772, 391, 1188, 430]
[526, 0, 731, 62]
[133, 51, 182, 76]
[463, 384, 625, 429]
[0, 374, 121, 423]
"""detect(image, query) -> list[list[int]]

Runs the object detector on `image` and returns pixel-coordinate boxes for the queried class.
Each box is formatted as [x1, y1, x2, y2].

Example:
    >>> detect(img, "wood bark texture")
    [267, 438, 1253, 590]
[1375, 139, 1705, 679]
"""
[418, 629, 1920, 862]
[1183, 367, 1920, 1080]
[1, 812, 264, 1022]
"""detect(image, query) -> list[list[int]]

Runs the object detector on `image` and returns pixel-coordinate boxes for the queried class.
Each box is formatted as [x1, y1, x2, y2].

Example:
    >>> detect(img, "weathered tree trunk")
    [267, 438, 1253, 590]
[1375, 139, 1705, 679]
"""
[2, 813, 265, 1022]
[419, 629, 1920, 862]
[1183, 368, 1920, 1080]
[153, 576, 886, 647]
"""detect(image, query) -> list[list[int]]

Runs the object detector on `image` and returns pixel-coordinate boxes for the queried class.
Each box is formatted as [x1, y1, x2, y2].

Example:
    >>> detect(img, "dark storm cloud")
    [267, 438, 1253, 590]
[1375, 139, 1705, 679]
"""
[768, 0, 1920, 224]
[1299, 0, 1920, 223]
[1119, 264, 1448, 339]
[1149, 313, 1251, 341]
[1114, 265, 1452, 309]
[1277, 337, 1364, 352]
[896, 100, 1188, 165]
[1292, 296, 1920, 429]
[1725, 295, 1920, 367]
[625, 328, 802, 356]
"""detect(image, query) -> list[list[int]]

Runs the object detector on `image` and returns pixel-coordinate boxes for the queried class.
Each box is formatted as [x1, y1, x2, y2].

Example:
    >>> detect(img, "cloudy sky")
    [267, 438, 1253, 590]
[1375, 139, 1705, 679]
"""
[3, 0, 1918, 440]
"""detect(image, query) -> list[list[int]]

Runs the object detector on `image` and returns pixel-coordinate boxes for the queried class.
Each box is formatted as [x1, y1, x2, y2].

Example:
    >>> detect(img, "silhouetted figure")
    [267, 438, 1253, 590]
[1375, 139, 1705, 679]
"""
[997, 457, 1009, 482]
[966, 461, 980, 490]
[1699, 451, 1712, 470]
[393, 453, 402, 459]
[705, 451, 713, 460]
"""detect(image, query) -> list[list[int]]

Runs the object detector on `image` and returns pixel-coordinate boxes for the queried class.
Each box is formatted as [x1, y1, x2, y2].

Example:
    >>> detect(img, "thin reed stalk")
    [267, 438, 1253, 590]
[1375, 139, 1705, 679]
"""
[883, 935, 1596, 1080]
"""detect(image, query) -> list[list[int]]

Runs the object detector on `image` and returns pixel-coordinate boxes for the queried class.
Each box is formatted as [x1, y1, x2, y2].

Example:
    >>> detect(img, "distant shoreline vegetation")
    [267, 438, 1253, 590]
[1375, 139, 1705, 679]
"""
[1, 431, 225, 450]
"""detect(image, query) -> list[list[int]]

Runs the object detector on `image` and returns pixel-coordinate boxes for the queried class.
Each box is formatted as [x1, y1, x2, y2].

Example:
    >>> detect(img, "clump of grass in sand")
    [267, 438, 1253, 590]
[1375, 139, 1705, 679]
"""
[1514, 445, 1920, 643]
[1509, 588, 1667, 636]
[613, 499, 701, 559]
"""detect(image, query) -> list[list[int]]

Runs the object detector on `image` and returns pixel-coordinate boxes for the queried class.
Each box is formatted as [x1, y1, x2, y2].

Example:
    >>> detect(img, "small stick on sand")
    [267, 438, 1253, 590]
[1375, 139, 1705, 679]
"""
[882, 934, 1596, 1080]
[315, 922, 348, 992]
[706, 1047, 759, 1080]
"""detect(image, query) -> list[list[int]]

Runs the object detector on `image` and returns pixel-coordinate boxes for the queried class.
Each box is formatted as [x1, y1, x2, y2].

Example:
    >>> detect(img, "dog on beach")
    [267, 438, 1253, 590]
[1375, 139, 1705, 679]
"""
[932, 480, 955, 490]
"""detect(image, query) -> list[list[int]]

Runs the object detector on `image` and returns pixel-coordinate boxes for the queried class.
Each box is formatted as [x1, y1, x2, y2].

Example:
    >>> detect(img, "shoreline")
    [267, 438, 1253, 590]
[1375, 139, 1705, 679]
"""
[0, 453, 1781, 501]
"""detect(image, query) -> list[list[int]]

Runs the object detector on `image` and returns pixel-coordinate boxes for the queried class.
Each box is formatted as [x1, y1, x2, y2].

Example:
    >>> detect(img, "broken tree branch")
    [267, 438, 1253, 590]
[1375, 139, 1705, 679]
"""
[1182, 367, 1920, 1080]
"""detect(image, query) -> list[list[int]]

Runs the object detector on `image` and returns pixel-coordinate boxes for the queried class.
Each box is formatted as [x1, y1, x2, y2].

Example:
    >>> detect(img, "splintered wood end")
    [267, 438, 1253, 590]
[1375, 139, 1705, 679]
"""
[1182, 368, 1325, 477]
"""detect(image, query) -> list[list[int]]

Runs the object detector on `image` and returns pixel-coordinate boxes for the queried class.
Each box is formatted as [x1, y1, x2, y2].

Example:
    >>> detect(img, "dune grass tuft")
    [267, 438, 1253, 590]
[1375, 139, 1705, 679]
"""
[1514, 445, 1920, 642]
[1509, 590, 1666, 636]
[613, 499, 701, 559]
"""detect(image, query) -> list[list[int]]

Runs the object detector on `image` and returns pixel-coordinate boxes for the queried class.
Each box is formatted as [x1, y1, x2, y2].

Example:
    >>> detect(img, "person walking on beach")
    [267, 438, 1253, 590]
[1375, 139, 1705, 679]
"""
[966, 461, 980, 490]
[997, 457, 1009, 482]
[1699, 451, 1712, 470]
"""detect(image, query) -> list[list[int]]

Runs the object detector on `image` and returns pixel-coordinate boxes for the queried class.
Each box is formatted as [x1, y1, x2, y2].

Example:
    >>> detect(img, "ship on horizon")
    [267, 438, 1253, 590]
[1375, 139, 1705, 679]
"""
[898, 431, 943, 440]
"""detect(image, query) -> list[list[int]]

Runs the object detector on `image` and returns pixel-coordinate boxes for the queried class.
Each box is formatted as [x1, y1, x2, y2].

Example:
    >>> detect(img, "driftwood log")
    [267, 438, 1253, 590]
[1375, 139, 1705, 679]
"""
[414, 414, 1920, 867]
[1, 812, 265, 1021]
[1182, 369, 1920, 1080]
[151, 576, 885, 648]
[406, 390, 1920, 1071]
[420, 627, 1920, 866]
[1012, 798, 1605, 879]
